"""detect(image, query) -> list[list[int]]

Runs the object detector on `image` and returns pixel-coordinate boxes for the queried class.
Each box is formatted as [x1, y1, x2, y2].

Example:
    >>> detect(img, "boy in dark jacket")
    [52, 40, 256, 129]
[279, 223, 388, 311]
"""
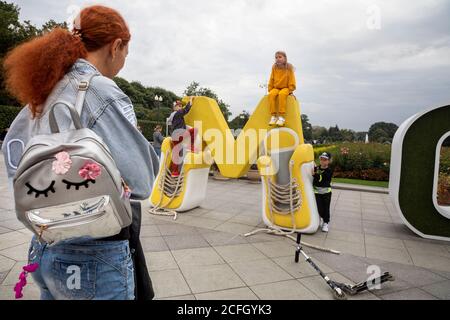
[170, 97, 196, 177]
[312, 152, 333, 232]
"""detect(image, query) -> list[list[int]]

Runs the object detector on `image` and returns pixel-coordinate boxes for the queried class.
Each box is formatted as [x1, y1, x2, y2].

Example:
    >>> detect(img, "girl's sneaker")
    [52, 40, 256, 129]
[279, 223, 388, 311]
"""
[276, 116, 285, 126]
[321, 223, 329, 232]
[269, 116, 278, 126]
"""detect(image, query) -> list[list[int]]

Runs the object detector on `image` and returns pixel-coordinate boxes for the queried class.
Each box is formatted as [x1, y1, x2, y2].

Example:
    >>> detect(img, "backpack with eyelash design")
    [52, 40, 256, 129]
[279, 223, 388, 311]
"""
[13, 76, 132, 245]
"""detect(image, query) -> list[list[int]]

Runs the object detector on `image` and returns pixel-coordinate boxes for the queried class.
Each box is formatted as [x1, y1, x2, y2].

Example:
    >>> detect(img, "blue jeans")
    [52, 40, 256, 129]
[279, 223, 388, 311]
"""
[28, 236, 135, 300]
[154, 147, 161, 157]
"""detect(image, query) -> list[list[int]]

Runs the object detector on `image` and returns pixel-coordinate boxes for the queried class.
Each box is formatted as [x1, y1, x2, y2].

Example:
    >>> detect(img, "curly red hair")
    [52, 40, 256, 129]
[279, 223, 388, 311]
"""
[3, 5, 131, 117]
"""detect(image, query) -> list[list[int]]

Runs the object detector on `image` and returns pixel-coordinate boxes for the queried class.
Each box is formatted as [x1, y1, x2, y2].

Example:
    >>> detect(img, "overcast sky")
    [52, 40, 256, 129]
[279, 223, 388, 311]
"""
[12, 0, 450, 131]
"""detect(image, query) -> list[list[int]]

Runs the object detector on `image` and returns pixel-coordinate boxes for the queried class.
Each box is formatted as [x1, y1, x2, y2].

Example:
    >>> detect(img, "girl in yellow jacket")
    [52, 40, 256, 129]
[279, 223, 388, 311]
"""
[268, 51, 296, 126]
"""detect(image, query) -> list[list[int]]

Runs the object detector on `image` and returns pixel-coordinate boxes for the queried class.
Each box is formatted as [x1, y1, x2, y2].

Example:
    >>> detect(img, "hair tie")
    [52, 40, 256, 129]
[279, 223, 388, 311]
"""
[72, 28, 83, 40]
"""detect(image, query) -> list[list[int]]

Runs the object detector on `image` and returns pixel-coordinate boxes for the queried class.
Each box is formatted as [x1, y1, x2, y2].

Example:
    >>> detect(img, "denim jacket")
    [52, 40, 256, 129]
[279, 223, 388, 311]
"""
[1, 59, 159, 200]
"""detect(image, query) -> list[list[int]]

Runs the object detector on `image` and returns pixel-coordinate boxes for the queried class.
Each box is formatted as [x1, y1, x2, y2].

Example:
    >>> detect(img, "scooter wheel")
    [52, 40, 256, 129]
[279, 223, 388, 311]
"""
[333, 289, 347, 300]
[295, 250, 299, 263]
[387, 275, 395, 282]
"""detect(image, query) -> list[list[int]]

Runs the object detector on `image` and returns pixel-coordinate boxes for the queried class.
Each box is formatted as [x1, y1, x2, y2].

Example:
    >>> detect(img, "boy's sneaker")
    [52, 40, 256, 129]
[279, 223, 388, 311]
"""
[269, 116, 278, 126]
[321, 223, 329, 233]
[276, 116, 285, 126]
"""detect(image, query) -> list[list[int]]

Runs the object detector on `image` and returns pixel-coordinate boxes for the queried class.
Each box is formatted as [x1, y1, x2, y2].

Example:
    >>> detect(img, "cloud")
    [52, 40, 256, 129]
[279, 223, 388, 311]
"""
[12, 0, 450, 131]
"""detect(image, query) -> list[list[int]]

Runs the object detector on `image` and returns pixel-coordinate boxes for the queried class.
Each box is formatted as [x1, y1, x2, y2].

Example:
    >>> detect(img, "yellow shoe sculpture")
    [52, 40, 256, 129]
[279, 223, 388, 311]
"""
[256, 129, 320, 234]
[149, 95, 319, 233]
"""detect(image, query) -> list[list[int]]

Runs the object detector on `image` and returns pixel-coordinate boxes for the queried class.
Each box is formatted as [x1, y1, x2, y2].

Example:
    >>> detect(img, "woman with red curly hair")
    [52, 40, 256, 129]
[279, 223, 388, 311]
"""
[2, 5, 158, 300]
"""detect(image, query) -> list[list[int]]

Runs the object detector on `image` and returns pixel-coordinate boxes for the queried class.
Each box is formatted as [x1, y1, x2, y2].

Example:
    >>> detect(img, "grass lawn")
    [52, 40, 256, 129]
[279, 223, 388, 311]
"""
[332, 178, 389, 188]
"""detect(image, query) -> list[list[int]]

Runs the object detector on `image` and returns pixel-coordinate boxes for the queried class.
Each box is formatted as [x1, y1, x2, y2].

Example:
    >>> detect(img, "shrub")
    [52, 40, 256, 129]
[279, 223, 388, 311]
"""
[0, 105, 21, 131]
[313, 142, 391, 181]
[138, 120, 166, 141]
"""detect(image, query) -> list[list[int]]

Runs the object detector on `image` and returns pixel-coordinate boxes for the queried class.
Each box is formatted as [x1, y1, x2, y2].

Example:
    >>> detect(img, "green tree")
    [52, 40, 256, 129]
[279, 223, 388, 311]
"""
[340, 128, 356, 142]
[312, 126, 328, 143]
[301, 114, 312, 141]
[229, 110, 250, 129]
[368, 122, 398, 143]
[114, 77, 180, 123]
[328, 125, 343, 142]
[183, 81, 232, 120]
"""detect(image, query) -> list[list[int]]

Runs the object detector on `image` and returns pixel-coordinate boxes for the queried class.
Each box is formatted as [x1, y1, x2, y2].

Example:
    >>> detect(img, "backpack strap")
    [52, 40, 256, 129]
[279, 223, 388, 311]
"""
[74, 73, 99, 116]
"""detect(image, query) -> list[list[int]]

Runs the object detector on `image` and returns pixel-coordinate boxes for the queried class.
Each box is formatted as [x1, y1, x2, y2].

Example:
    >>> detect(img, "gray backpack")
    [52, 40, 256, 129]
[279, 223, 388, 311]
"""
[13, 76, 132, 244]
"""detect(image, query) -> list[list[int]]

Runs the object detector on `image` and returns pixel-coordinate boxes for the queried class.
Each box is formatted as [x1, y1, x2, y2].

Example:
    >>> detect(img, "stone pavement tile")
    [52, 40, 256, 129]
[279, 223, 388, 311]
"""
[200, 210, 238, 221]
[310, 252, 369, 272]
[214, 244, 266, 263]
[157, 294, 196, 300]
[220, 201, 250, 214]
[365, 245, 413, 265]
[334, 205, 361, 214]
[251, 279, 319, 300]
[420, 280, 450, 300]
[323, 238, 365, 257]
[140, 225, 161, 237]
[380, 262, 447, 287]
[362, 213, 393, 224]
[228, 214, 262, 227]
[144, 251, 178, 272]
[358, 256, 392, 267]
[0, 282, 40, 300]
[364, 234, 406, 250]
[326, 230, 364, 243]
[150, 269, 191, 299]
[141, 236, 169, 252]
[332, 210, 361, 219]
[370, 274, 416, 296]
[0, 200, 14, 210]
[195, 287, 258, 300]
[173, 247, 224, 267]
[0, 255, 15, 273]
[409, 252, 450, 272]
[330, 217, 363, 233]
[186, 207, 211, 217]
[2, 261, 34, 286]
[363, 220, 417, 240]
[202, 231, 249, 247]
[214, 222, 255, 235]
[252, 241, 296, 258]
[403, 239, 450, 258]
[181, 264, 245, 294]
[0, 242, 30, 261]
[429, 269, 450, 279]
[16, 228, 34, 236]
[157, 223, 198, 236]
[195, 226, 217, 234]
[229, 259, 292, 286]
[0, 226, 11, 234]
[141, 214, 173, 226]
[182, 216, 224, 230]
[272, 255, 334, 279]
[164, 234, 210, 251]
[379, 288, 438, 300]
[246, 232, 292, 244]
[0, 219, 24, 231]
[0, 231, 31, 251]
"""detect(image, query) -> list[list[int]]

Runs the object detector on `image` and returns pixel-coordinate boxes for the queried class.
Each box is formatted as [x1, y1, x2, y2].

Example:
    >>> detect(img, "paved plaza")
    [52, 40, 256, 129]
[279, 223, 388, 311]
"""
[1, 154, 450, 300]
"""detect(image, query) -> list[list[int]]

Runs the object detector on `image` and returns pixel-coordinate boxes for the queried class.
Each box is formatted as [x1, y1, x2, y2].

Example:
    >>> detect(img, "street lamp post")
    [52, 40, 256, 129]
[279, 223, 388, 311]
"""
[154, 95, 163, 124]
